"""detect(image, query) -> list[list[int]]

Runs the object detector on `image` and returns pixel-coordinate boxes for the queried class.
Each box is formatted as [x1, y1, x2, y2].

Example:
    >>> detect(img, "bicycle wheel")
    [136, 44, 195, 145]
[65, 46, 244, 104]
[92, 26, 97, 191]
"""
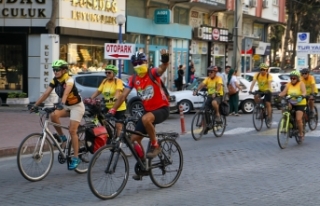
[87, 145, 129, 200]
[191, 111, 205, 141]
[213, 115, 226, 137]
[149, 138, 183, 188]
[252, 106, 263, 131]
[17, 133, 54, 182]
[308, 106, 318, 131]
[277, 117, 290, 149]
[67, 127, 92, 174]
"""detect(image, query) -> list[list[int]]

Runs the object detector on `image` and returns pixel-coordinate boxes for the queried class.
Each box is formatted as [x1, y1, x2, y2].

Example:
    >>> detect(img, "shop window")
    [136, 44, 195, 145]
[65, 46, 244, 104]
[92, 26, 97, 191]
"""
[68, 44, 106, 75]
[150, 36, 168, 46]
[0, 45, 23, 90]
[127, 0, 146, 18]
[174, 7, 189, 25]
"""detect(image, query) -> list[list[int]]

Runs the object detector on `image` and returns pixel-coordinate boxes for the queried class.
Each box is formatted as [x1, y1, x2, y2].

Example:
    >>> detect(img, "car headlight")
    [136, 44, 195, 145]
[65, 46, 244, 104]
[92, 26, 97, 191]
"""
[169, 95, 176, 102]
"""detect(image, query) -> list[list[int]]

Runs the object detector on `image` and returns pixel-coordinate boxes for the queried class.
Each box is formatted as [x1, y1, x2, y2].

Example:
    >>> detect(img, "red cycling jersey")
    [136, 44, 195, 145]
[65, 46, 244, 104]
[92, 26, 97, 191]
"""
[128, 68, 169, 112]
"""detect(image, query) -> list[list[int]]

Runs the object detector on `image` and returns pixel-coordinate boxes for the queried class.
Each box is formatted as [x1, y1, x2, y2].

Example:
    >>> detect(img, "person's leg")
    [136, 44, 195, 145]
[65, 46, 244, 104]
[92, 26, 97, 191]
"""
[50, 110, 69, 136]
[229, 94, 234, 114]
[234, 92, 239, 115]
[114, 110, 126, 137]
[296, 110, 304, 139]
[309, 96, 315, 115]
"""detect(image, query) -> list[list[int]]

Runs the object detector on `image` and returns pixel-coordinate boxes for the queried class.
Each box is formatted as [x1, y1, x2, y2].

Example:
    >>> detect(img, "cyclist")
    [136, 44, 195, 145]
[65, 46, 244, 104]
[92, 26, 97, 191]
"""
[90, 65, 126, 137]
[279, 70, 307, 141]
[107, 50, 170, 180]
[30, 60, 85, 170]
[193, 65, 223, 126]
[249, 63, 273, 123]
[300, 68, 317, 117]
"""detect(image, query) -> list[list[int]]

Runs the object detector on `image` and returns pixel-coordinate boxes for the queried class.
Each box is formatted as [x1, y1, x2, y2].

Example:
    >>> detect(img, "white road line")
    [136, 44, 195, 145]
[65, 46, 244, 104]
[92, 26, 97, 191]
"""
[224, 127, 256, 135]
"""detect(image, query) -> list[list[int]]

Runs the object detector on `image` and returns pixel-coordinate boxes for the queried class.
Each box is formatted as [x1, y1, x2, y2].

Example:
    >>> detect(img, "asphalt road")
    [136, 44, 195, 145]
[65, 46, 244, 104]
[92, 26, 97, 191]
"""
[1, 108, 320, 206]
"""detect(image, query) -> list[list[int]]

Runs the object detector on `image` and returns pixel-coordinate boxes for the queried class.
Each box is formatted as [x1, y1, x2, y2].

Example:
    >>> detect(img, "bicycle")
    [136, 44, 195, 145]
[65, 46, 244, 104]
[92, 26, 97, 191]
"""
[191, 92, 226, 140]
[304, 95, 318, 131]
[277, 96, 307, 149]
[17, 106, 95, 182]
[250, 91, 272, 131]
[87, 116, 183, 200]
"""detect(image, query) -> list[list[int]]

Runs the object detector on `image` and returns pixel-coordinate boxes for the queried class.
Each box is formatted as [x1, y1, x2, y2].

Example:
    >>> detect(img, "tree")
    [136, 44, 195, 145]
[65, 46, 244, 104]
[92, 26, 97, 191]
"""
[46, 0, 58, 34]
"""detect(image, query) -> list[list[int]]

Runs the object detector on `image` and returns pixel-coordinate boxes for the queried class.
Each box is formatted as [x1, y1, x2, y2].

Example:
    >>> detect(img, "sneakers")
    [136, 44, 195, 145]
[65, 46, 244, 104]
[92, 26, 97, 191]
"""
[68, 157, 81, 170]
[215, 116, 222, 124]
[146, 146, 162, 159]
[53, 134, 67, 147]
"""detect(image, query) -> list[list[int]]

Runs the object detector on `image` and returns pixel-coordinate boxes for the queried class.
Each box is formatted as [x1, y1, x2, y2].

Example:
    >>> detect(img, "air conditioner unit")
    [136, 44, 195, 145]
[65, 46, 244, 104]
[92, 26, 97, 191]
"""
[262, 0, 268, 8]
[194, 27, 203, 39]
[249, 0, 257, 7]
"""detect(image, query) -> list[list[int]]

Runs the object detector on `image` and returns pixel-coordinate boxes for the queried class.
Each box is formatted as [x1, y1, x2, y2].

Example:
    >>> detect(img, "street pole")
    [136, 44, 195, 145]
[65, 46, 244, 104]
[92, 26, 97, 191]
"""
[118, 24, 122, 79]
[244, 38, 247, 79]
[232, 0, 243, 72]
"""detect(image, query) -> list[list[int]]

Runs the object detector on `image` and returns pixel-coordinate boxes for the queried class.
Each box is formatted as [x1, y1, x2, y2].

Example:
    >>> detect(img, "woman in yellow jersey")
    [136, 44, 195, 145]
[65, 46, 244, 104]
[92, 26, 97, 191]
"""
[279, 70, 307, 140]
[90, 65, 126, 137]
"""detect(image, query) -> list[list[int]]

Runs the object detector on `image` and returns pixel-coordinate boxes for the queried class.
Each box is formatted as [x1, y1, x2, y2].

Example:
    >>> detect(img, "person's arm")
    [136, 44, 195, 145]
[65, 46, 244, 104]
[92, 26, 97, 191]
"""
[111, 88, 131, 110]
[90, 90, 101, 99]
[249, 80, 257, 92]
[34, 86, 54, 106]
[267, 74, 273, 92]
[311, 76, 316, 94]
[156, 49, 169, 76]
[279, 84, 288, 97]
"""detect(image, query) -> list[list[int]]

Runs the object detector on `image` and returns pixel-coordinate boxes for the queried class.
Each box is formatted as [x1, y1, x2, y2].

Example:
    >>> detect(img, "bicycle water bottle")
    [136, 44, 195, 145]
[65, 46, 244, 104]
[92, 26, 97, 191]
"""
[133, 142, 144, 159]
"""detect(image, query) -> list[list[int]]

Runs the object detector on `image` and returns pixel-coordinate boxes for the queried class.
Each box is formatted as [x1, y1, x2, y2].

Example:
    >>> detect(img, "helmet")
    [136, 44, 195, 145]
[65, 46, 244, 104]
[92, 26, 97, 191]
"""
[259, 63, 268, 69]
[290, 70, 301, 78]
[131, 51, 147, 66]
[300, 68, 309, 74]
[207, 65, 218, 72]
[52, 60, 68, 69]
[104, 64, 118, 75]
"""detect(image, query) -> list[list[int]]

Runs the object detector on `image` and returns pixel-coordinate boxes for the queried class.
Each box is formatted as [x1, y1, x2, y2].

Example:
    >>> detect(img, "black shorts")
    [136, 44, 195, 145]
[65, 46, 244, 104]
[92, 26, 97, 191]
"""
[135, 106, 169, 134]
[205, 96, 222, 109]
[292, 105, 306, 112]
[259, 91, 272, 103]
[106, 109, 126, 120]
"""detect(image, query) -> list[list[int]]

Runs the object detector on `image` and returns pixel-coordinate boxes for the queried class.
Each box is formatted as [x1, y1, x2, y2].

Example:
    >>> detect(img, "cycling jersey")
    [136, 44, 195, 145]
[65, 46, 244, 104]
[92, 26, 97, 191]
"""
[127, 68, 169, 112]
[98, 78, 126, 111]
[286, 82, 307, 105]
[202, 76, 224, 95]
[300, 75, 317, 95]
[253, 72, 273, 92]
[49, 73, 81, 106]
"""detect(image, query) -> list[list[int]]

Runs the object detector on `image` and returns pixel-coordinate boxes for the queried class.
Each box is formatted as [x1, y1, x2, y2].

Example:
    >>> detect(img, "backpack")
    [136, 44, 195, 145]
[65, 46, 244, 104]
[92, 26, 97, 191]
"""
[132, 68, 170, 100]
[85, 126, 108, 154]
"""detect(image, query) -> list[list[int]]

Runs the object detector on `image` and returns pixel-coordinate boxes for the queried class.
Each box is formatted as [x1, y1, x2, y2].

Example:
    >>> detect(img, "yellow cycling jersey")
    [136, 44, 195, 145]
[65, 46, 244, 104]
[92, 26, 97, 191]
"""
[286, 81, 306, 105]
[253, 72, 273, 92]
[202, 76, 223, 95]
[300, 75, 317, 95]
[98, 78, 126, 111]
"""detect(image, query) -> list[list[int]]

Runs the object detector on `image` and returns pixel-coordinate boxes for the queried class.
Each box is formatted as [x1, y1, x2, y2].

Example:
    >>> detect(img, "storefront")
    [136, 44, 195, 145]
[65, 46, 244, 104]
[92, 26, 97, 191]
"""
[0, 0, 125, 103]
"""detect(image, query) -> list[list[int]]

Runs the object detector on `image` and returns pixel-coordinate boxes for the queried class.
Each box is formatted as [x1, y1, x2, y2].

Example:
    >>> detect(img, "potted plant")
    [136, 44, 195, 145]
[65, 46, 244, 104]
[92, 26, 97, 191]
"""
[6, 92, 29, 105]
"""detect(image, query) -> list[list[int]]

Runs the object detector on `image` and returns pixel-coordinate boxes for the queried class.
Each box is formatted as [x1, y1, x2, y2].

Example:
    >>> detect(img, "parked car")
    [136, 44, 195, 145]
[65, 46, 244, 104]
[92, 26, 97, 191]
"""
[171, 76, 258, 114]
[72, 72, 178, 117]
[312, 74, 320, 101]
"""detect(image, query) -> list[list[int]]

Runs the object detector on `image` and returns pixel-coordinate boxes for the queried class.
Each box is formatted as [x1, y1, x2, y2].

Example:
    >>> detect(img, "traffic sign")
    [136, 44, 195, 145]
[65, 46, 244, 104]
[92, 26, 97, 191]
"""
[104, 43, 136, 60]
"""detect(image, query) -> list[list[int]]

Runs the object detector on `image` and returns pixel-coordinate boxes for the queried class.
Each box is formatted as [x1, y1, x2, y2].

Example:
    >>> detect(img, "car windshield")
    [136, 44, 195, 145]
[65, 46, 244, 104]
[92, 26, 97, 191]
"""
[278, 74, 290, 80]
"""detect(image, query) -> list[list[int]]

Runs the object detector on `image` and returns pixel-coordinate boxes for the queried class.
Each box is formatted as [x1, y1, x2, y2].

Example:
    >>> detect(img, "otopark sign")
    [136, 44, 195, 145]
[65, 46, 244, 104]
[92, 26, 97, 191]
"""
[104, 43, 136, 60]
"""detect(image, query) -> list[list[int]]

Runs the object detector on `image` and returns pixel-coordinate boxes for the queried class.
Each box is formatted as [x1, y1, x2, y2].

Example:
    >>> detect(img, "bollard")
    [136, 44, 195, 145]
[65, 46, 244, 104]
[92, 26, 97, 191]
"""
[179, 105, 186, 134]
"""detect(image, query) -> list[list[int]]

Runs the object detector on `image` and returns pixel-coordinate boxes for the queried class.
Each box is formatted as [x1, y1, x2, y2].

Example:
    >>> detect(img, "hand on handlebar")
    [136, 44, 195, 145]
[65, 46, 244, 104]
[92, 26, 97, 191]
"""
[28, 104, 39, 113]
[105, 108, 116, 119]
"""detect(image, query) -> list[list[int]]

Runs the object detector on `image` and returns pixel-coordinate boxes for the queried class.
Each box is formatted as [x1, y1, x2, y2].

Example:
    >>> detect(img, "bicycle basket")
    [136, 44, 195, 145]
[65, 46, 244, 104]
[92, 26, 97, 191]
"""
[219, 101, 230, 116]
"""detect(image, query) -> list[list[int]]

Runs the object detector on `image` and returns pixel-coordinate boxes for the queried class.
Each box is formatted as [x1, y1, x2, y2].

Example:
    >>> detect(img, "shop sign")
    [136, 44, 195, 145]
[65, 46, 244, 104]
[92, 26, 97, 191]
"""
[194, 26, 228, 42]
[297, 43, 320, 54]
[0, 0, 48, 18]
[154, 9, 171, 24]
[253, 54, 260, 61]
[104, 43, 136, 60]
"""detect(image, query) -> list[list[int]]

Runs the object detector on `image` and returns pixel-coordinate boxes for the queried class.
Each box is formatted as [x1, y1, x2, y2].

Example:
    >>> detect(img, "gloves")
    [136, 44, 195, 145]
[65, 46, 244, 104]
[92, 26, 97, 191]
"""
[106, 108, 116, 119]
[161, 53, 169, 63]
[56, 102, 65, 110]
[29, 104, 39, 113]
[297, 96, 303, 103]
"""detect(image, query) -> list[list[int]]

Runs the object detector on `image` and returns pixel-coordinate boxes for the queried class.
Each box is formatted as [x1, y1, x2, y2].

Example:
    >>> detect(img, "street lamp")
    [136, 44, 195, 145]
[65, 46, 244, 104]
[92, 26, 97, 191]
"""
[116, 14, 126, 79]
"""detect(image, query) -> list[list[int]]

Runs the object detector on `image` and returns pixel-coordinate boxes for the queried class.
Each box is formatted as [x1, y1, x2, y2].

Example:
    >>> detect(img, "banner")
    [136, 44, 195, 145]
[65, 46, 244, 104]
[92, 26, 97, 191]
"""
[297, 43, 320, 54]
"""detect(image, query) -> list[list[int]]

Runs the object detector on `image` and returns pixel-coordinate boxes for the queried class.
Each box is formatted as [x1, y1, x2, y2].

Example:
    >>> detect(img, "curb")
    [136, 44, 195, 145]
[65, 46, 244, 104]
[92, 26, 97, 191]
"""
[0, 147, 17, 158]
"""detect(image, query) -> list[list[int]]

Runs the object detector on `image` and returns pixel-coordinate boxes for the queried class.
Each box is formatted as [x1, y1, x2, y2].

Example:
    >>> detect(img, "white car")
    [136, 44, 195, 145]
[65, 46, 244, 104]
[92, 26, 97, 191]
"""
[241, 72, 290, 92]
[171, 76, 257, 114]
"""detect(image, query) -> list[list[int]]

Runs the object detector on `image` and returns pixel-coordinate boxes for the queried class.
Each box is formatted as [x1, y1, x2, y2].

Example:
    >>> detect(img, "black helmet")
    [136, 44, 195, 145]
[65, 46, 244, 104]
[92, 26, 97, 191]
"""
[207, 65, 218, 72]
[300, 68, 309, 74]
[131, 51, 147, 66]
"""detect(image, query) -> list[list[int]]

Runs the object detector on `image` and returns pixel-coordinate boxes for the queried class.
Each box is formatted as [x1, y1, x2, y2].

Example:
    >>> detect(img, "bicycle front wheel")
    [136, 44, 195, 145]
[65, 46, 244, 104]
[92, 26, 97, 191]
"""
[191, 111, 205, 141]
[17, 133, 54, 182]
[277, 117, 290, 149]
[87, 145, 129, 200]
[67, 127, 92, 174]
[213, 115, 226, 137]
[308, 106, 318, 131]
[149, 138, 183, 188]
[253, 106, 263, 131]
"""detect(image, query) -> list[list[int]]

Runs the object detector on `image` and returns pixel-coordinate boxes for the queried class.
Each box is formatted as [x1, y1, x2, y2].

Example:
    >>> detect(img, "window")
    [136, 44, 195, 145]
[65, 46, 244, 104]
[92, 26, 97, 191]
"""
[75, 76, 104, 88]
[127, 0, 146, 18]
[272, 0, 278, 6]
[174, 7, 189, 25]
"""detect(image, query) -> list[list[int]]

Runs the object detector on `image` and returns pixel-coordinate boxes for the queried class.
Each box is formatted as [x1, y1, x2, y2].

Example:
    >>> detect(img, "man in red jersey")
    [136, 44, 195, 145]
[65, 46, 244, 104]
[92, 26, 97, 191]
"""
[108, 50, 170, 173]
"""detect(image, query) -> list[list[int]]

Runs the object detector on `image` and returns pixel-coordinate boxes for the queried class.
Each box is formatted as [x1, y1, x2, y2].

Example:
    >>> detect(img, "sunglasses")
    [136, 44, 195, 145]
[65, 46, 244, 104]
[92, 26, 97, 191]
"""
[52, 68, 62, 72]
[290, 77, 297, 80]
[208, 71, 215, 74]
[105, 71, 113, 75]
[132, 60, 144, 67]
[301, 72, 308, 75]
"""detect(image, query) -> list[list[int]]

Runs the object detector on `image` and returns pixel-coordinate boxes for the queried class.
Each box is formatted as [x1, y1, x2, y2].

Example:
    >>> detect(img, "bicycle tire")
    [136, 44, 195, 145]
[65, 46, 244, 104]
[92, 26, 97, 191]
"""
[87, 145, 129, 200]
[149, 138, 183, 188]
[191, 111, 205, 141]
[277, 117, 290, 149]
[253, 106, 263, 131]
[67, 127, 91, 174]
[308, 106, 318, 131]
[213, 115, 226, 137]
[17, 133, 54, 182]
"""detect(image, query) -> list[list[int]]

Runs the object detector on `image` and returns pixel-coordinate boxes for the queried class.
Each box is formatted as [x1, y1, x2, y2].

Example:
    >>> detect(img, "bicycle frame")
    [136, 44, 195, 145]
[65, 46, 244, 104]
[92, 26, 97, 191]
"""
[280, 111, 291, 132]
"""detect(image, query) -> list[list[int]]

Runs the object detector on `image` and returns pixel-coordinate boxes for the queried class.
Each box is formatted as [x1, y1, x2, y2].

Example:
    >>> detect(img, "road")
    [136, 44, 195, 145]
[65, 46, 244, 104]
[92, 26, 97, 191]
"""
[1, 108, 320, 206]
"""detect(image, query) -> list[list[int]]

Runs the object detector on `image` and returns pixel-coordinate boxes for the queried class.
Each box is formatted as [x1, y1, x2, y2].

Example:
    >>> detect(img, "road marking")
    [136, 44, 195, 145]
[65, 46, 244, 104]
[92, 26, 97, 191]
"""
[224, 127, 255, 135]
